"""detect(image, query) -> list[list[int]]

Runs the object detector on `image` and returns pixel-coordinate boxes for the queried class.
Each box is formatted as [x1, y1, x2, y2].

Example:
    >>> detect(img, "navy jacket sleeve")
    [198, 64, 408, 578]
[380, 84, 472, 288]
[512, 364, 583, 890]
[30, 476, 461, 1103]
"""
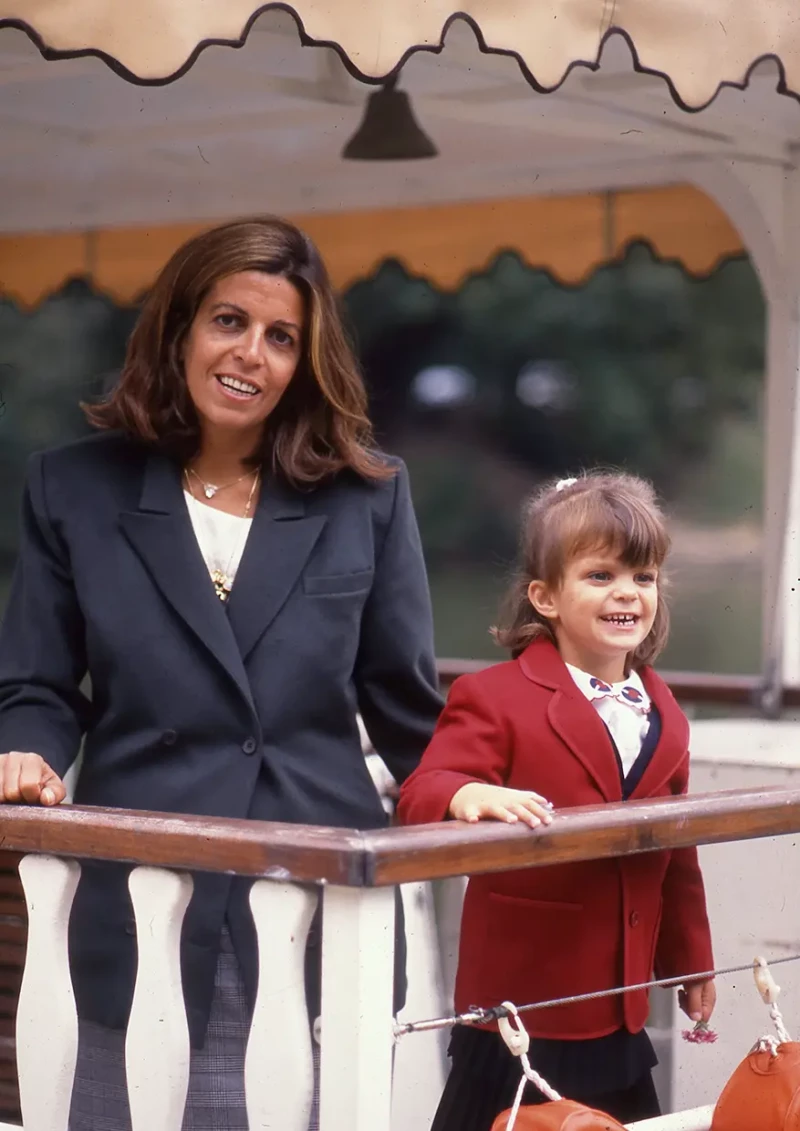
[0, 452, 92, 775]
[354, 462, 443, 786]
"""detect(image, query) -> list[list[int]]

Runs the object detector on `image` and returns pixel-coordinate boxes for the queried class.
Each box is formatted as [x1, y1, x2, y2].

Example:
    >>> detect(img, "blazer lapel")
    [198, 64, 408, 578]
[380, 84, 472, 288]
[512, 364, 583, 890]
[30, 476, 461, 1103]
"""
[225, 477, 327, 661]
[627, 670, 690, 799]
[119, 451, 255, 709]
[519, 640, 623, 802]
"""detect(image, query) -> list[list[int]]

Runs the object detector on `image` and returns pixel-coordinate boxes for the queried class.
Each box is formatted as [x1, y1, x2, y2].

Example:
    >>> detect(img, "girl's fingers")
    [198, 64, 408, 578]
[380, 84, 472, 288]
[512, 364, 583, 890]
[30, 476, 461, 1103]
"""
[481, 804, 519, 824]
[507, 803, 542, 828]
[450, 787, 556, 827]
[518, 798, 553, 825]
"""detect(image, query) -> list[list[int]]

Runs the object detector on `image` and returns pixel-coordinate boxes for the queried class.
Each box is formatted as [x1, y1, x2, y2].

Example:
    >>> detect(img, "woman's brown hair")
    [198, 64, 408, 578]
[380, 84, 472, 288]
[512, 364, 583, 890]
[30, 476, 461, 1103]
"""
[493, 471, 671, 669]
[85, 216, 391, 484]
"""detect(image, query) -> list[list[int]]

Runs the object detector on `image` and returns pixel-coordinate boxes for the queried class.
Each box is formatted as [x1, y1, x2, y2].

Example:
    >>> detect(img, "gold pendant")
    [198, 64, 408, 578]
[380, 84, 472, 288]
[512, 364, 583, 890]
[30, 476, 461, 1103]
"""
[211, 569, 232, 602]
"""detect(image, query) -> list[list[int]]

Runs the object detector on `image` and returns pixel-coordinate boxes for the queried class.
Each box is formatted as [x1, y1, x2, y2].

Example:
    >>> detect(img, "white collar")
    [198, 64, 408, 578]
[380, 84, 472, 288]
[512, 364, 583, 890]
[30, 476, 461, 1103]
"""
[565, 663, 650, 715]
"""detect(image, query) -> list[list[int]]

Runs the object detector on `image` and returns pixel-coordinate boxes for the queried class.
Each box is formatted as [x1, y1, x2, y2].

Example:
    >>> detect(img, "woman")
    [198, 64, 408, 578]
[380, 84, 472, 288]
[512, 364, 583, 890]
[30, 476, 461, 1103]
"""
[0, 216, 443, 1129]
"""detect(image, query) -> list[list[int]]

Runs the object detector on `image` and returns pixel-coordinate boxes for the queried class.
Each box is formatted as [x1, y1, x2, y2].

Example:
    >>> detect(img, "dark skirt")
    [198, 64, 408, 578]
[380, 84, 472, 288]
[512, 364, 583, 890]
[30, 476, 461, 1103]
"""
[431, 1025, 660, 1131]
[68, 928, 320, 1131]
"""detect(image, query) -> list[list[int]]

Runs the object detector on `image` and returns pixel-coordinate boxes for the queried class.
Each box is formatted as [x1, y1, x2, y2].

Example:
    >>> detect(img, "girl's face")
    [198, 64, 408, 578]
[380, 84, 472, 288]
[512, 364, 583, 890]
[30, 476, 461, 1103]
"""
[528, 547, 659, 683]
[182, 270, 305, 451]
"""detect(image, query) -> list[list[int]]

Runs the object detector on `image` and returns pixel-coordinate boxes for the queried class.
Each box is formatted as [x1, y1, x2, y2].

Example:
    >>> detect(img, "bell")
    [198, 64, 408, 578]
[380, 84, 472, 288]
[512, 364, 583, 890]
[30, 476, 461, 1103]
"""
[342, 77, 438, 161]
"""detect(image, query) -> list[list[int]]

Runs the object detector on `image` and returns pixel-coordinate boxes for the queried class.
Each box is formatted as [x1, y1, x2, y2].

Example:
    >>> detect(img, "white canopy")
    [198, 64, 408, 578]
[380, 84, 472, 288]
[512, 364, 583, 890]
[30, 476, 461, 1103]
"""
[2, 0, 800, 102]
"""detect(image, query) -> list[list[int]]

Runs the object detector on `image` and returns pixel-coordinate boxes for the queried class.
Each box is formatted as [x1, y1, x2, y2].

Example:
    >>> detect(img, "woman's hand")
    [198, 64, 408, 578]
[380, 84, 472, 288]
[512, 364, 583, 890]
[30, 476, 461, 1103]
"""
[679, 978, 716, 1023]
[0, 752, 66, 807]
[449, 783, 554, 828]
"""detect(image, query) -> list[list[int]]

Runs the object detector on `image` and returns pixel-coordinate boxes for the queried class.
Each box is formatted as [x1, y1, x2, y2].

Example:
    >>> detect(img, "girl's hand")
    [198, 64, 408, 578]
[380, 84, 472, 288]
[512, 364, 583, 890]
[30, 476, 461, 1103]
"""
[679, 978, 716, 1023]
[0, 752, 66, 807]
[449, 783, 554, 828]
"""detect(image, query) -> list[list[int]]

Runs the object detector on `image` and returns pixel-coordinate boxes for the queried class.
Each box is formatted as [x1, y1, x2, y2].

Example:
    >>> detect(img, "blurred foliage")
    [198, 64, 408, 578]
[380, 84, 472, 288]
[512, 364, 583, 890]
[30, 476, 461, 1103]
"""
[0, 280, 137, 571]
[346, 244, 764, 496]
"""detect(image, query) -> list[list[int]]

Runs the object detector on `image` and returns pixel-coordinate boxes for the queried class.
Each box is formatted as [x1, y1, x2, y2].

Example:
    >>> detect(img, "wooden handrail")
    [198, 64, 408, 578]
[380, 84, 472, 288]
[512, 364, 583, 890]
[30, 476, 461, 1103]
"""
[0, 805, 365, 885]
[360, 785, 800, 885]
[1, 785, 799, 886]
[435, 660, 799, 707]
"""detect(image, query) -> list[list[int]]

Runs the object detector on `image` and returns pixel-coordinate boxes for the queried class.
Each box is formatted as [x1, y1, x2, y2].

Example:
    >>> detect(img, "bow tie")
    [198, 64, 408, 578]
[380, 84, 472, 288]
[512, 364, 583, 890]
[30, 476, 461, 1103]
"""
[586, 676, 650, 714]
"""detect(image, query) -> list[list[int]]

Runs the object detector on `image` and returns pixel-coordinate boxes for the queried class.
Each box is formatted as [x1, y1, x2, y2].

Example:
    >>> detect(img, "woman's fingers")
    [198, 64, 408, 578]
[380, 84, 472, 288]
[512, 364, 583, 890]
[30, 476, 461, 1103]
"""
[40, 765, 67, 807]
[0, 752, 65, 806]
[18, 756, 48, 803]
[1, 752, 24, 802]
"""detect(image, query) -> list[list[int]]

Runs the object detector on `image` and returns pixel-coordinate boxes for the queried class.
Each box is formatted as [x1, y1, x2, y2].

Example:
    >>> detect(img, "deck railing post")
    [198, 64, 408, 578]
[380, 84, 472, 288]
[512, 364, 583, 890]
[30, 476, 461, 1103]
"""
[245, 880, 318, 1129]
[318, 886, 396, 1131]
[16, 854, 81, 1131]
[126, 865, 194, 1131]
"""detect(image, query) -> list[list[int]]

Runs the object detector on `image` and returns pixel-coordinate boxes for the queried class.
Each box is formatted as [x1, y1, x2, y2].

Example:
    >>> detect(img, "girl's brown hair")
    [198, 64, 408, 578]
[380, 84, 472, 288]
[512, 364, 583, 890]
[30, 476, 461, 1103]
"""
[84, 216, 391, 484]
[493, 471, 671, 668]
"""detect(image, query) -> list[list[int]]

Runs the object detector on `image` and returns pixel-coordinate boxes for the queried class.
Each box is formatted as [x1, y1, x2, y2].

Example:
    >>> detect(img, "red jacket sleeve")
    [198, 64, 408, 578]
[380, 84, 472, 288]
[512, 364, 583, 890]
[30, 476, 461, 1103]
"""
[654, 756, 715, 979]
[396, 673, 511, 825]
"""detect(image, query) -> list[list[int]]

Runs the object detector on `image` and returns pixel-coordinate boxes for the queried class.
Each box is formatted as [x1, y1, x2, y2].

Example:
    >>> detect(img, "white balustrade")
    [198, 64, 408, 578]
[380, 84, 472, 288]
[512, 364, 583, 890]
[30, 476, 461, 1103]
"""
[7, 851, 723, 1131]
[245, 880, 318, 1130]
[318, 886, 396, 1131]
[126, 866, 194, 1131]
[16, 854, 81, 1131]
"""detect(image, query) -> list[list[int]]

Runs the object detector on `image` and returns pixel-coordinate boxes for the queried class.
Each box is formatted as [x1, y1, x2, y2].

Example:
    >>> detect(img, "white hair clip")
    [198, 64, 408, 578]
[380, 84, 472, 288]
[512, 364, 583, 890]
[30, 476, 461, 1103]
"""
[555, 478, 577, 491]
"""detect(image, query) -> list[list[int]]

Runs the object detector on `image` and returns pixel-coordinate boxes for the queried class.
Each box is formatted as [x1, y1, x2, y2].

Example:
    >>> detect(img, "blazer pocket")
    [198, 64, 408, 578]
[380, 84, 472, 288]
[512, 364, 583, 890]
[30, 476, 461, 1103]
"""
[479, 891, 585, 1007]
[303, 569, 374, 597]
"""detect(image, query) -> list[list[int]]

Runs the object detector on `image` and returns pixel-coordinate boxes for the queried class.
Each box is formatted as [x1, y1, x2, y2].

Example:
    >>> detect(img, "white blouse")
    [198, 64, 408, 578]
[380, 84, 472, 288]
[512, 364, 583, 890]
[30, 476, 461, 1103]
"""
[184, 490, 253, 589]
[565, 663, 651, 778]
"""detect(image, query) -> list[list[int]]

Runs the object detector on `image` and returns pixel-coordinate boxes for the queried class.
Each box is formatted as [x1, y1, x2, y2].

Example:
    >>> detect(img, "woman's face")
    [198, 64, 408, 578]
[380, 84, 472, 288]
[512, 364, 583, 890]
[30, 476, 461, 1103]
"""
[182, 270, 305, 448]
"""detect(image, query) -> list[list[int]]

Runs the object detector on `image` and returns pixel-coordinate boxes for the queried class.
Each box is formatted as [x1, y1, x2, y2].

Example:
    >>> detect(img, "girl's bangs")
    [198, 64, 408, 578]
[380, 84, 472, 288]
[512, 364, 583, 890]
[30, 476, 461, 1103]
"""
[557, 493, 669, 572]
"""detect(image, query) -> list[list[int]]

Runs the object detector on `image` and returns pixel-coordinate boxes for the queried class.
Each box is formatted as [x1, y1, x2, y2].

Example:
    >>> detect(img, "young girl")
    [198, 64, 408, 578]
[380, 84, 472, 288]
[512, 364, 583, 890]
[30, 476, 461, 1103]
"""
[397, 472, 715, 1128]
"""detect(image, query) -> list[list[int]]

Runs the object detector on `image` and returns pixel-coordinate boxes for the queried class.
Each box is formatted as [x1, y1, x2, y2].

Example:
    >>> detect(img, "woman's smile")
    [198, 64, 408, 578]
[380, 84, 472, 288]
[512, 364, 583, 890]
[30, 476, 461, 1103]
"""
[214, 373, 262, 400]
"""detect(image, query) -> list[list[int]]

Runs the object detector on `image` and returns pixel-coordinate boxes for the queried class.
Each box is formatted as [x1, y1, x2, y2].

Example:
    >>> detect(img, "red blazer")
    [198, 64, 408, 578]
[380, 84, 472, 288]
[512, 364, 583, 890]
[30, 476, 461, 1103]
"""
[397, 638, 714, 1039]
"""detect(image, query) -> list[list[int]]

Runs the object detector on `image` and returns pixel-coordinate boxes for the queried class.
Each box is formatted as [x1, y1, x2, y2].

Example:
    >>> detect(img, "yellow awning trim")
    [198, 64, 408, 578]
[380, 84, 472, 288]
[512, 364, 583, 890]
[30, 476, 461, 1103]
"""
[0, 185, 744, 310]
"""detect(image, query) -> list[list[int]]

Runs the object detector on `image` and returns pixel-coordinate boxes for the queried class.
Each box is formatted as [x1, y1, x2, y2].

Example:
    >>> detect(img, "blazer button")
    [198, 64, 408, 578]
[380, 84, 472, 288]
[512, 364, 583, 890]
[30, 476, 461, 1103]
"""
[629, 911, 640, 927]
[161, 730, 178, 746]
[242, 737, 257, 755]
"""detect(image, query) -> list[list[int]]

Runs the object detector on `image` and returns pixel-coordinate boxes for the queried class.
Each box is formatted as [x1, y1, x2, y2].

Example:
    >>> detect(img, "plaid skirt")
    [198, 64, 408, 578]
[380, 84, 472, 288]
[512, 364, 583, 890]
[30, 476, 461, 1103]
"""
[68, 929, 320, 1131]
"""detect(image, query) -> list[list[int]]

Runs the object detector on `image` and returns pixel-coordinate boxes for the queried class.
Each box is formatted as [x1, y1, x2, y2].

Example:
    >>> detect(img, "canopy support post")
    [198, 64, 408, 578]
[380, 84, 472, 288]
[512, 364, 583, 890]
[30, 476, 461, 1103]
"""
[692, 158, 800, 707]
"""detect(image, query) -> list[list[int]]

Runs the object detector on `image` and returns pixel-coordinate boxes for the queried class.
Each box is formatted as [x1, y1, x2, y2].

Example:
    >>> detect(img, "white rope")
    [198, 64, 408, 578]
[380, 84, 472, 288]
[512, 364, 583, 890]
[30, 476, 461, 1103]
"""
[497, 1002, 562, 1131]
[769, 1003, 792, 1045]
[752, 956, 792, 1050]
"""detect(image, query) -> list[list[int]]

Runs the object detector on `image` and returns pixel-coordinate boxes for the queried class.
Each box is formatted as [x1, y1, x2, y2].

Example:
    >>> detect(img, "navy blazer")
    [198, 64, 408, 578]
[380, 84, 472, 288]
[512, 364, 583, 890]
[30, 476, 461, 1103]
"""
[0, 431, 443, 1044]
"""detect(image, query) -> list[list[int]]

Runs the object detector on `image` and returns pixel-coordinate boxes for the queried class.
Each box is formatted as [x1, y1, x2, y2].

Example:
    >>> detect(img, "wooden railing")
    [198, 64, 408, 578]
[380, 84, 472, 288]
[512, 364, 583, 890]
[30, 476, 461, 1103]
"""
[1, 785, 800, 1130]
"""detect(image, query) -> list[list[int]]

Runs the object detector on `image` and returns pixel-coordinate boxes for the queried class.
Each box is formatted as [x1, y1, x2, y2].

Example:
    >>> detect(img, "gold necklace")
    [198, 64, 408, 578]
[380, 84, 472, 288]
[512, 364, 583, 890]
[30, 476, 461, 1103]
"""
[187, 465, 255, 500]
[184, 469, 260, 601]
